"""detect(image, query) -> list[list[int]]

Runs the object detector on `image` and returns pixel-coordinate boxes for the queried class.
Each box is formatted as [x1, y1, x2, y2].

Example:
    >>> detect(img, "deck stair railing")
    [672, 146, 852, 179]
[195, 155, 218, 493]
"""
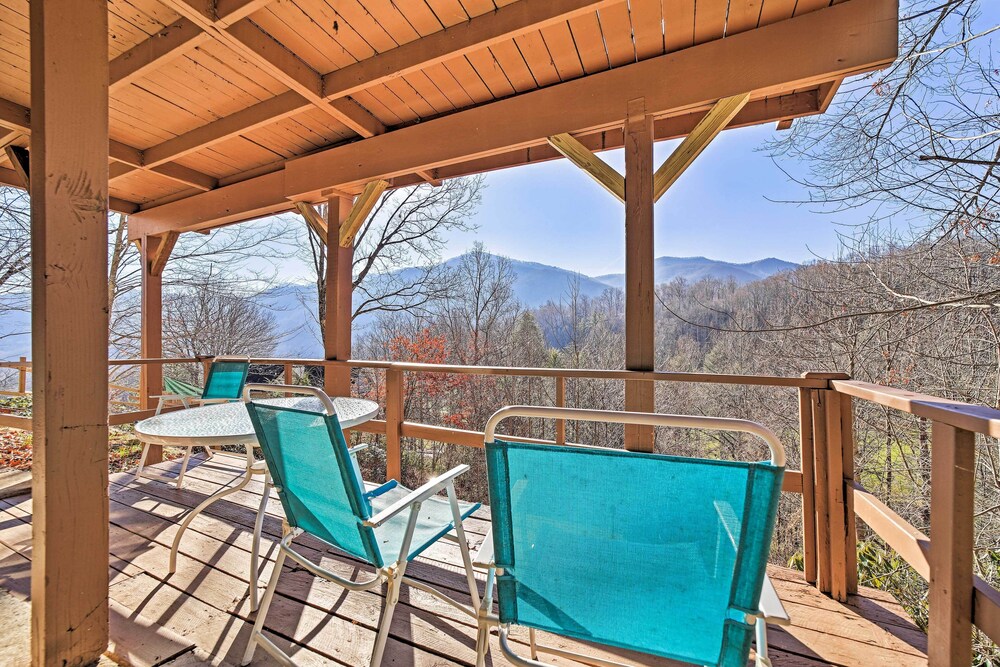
[0, 355, 996, 666]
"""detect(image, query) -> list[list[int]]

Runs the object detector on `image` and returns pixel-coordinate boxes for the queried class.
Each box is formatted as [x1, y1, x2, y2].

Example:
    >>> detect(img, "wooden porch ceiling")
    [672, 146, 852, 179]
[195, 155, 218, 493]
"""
[0, 0, 897, 237]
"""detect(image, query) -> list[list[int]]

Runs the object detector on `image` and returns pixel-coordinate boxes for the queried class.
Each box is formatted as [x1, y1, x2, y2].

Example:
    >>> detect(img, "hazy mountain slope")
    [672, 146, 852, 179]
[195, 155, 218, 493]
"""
[594, 256, 797, 289]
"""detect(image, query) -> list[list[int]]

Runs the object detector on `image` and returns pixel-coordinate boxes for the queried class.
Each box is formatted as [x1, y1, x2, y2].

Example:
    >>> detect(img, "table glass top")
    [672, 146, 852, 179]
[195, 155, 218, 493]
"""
[135, 396, 379, 441]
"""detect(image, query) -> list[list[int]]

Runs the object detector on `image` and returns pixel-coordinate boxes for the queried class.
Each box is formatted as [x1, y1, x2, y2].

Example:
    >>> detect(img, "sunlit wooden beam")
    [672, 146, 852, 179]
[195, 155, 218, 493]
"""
[149, 231, 180, 277]
[547, 133, 625, 202]
[340, 180, 389, 247]
[652, 92, 751, 202]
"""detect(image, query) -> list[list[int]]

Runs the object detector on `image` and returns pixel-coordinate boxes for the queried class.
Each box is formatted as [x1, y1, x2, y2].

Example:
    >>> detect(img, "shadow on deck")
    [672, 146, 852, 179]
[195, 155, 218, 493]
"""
[0, 453, 927, 666]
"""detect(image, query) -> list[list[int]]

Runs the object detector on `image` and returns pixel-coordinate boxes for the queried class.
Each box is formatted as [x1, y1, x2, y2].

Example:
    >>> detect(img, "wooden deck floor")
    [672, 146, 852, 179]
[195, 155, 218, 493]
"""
[0, 453, 928, 666]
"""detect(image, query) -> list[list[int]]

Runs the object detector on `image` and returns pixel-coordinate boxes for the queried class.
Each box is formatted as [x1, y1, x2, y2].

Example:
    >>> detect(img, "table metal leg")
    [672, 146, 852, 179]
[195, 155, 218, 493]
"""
[169, 443, 255, 575]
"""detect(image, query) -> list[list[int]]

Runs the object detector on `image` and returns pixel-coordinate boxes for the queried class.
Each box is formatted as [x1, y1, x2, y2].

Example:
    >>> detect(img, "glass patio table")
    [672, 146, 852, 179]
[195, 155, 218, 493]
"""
[134, 395, 379, 609]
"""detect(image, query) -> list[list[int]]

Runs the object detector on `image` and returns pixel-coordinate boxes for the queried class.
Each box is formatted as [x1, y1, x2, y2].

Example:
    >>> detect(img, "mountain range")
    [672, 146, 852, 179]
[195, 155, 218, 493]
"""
[0, 254, 798, 360]
[258, 253, 798, 356]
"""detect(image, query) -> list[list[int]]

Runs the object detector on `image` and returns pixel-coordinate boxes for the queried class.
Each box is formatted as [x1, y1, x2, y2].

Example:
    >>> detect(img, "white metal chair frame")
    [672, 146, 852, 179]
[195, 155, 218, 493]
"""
[135, 355, 250, 489]
[240, 384, 483, 667]
[475, 405, 790, 667]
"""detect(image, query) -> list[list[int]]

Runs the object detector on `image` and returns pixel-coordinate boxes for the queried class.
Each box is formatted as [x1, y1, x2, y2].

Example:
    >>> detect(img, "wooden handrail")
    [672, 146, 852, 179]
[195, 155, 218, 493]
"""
[833, 379, 1000, 438]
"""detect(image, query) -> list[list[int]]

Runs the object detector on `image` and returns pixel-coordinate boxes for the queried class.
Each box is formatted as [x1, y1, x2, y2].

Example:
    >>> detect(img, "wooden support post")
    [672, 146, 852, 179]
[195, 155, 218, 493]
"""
[325, 196, 354, 396]
[928, 422, 975, 667]
[798, 387, 817, 584]
[555, 376, 566, 446]
[385, 368, 404, 482]
[283, 362, 294, 396]
[17, 356, 26, 394]
[623, 98, 655, 452]
[140, 236, 164, 466]
[29, 0, 110, 662]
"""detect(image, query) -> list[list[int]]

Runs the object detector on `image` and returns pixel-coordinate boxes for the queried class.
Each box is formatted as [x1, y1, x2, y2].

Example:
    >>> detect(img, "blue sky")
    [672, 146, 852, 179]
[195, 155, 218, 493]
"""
[437, 123, 859, 276]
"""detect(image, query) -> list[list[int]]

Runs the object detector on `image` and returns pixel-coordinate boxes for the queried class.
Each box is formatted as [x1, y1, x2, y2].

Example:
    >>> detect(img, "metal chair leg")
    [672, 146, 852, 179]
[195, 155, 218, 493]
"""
[249, 471, 272, 612]
[242, 548, 287, 666]
[370, 566, 405, 667]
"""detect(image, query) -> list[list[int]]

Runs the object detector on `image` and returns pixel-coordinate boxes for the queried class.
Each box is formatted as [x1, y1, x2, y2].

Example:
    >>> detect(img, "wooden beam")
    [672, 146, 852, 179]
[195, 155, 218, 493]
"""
[0, 129, 19, 150]
[776, 119, 794, 130]
[546, 133, 625, 202]
[149, 232, 180, 277]
[339, 180, 389, 247]
[215, 0, 275, 26]
[294, 201, 327, 243]
[109, 19, 210, 91]
[325, 196, 353, 396]
[4, 145, 29, 188]
[322, 0, 622, 100]
[30, 0, 110, 662]
[623, 98, 655, 452]
[128, 91, 823, 237]
[653, 92, 751, 201]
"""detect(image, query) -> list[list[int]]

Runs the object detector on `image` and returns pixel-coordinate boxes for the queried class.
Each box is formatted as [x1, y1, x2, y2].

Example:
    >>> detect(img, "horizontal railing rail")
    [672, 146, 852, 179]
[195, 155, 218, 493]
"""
[3, 354, 996, 664]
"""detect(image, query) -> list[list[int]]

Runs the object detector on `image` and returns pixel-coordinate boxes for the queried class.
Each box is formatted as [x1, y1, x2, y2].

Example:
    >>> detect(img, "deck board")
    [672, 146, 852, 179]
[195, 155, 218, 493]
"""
[0, 454, 926, 666]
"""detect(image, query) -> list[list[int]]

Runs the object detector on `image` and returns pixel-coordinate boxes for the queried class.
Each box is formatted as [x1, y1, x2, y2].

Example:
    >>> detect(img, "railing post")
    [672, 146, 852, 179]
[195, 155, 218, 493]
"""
[803, 372, 853, 601]
[798, 387, 817, 585]
[385, 368, 403, 482]
[928, 422, 975, 666]
[284, 363, 294, 396]
[17, 356, 26, 394]
[555, 376, 566, 445]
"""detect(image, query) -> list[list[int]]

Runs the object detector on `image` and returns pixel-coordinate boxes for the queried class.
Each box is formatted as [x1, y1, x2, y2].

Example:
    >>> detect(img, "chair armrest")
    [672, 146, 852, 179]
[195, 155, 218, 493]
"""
[363, 479, 398, 501]
[758, 575, 790, 625]
[473, 529, 495, 569]
[364, 464, 470, 527]
[151, 394, 187, 402]
[348, 444, 369, 455]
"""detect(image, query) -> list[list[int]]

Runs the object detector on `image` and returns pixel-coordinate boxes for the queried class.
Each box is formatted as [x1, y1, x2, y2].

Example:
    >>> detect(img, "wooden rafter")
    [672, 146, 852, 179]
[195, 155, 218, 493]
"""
[776, 119, 794, 130]
[652, 92, 751, 202]
[547, 133, 625, 202]
[149, 232, 180, 277]
[294, 201, 328, 243]
[0, 129, 18, 151]
[130, 0, 618, 175]
[0, 96, 217, 194]
[339, 180, 389, 247]
[158, 0, 384, 138]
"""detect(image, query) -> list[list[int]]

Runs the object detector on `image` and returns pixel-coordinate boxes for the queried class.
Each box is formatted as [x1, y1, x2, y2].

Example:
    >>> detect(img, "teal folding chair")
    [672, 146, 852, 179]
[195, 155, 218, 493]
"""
[476, 406, 788, 667]
[136, 355, 250, 488]
[241, 385, 483, 667]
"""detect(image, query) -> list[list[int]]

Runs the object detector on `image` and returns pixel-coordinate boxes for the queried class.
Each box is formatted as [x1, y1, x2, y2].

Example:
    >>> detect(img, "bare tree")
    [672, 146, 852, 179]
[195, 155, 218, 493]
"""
[300, 177, 483, 341]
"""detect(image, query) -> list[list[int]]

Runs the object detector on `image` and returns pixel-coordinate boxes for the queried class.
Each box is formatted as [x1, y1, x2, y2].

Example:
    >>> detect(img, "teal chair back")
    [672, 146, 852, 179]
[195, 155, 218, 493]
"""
[201, 357, 249, 400]
[245, 400, 384, 567]
[484, 407, 785, 667]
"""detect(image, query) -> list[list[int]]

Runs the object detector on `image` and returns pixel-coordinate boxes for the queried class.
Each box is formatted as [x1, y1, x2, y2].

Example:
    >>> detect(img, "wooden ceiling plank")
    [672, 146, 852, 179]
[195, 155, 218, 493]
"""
[215, 0, 275, 27]
[109, 19, 210, 91]
[546, 133, 625, 202]
[339, 179, 389, 247]
[322, 0, 622, 99]
[653, 92, 751, 201]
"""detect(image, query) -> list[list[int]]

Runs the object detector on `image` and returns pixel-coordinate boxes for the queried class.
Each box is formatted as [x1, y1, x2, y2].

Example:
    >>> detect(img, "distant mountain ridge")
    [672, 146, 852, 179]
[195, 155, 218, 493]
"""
[594, 256, 798, 289]
[0, 253, 799, 360]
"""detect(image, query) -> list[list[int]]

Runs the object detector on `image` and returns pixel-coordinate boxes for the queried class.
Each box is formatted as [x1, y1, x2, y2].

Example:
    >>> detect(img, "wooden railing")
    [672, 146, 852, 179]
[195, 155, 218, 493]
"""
[3, 354, 998, 664]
